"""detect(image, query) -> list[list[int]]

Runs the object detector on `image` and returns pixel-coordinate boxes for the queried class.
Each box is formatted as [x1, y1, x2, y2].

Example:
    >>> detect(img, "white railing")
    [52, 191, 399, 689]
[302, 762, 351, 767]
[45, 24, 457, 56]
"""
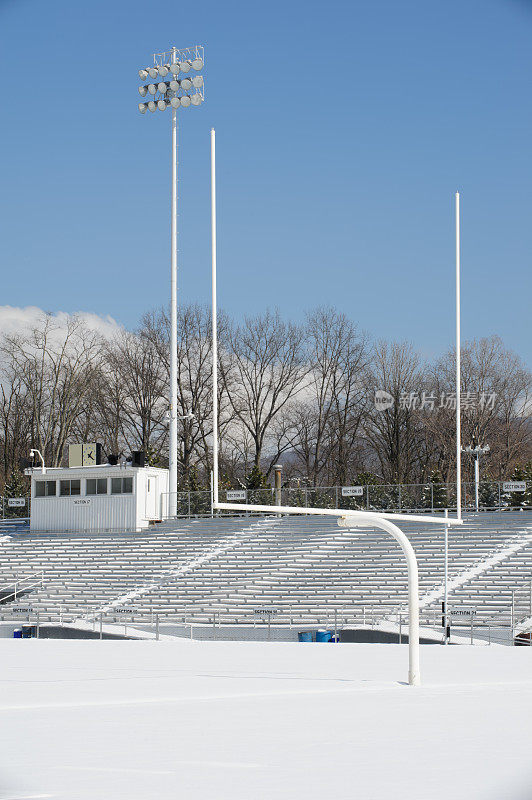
[0, 570, 44, 603]
[2, 601, 523, 646]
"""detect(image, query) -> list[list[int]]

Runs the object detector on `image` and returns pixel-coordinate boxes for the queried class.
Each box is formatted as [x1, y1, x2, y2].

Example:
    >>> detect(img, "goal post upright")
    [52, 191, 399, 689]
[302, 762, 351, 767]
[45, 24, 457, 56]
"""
[211, 127, 219, 508]
[456, 191, 462, 521]
[209, 132, 462, 686]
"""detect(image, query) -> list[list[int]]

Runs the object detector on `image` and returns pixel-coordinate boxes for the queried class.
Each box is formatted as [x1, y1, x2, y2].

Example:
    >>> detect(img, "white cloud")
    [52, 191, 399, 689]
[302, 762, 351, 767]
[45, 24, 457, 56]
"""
[0, 305, 122, 341]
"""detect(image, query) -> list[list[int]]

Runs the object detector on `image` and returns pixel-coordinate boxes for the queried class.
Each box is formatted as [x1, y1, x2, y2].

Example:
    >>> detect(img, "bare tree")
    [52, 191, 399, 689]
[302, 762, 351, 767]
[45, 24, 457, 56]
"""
[78, 360, 129, 458]
[141, 305, 234, 485]
[220, 310, 307, 473]
[364, 341, 426, 483]
[430, 337, 532, 481]
[0, 314, 103, 467]
[102, 329, 167, 456]
[289, 308, 369, 485]
[0, 369, 32, 484]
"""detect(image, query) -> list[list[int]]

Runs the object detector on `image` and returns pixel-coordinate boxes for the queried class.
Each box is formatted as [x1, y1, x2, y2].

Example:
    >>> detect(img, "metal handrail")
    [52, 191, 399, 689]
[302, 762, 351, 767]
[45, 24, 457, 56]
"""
[0, 602, 527, 646]
[0, 570, 44, 602]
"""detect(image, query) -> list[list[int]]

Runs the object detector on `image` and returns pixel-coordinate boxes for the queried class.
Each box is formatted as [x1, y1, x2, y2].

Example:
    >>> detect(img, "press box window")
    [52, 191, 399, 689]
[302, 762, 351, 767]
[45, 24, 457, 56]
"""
[35, 480, 56, 497]
[86, 479, 108, 496]
[60, 480, 81, 497]
[111, 477, 133, 495]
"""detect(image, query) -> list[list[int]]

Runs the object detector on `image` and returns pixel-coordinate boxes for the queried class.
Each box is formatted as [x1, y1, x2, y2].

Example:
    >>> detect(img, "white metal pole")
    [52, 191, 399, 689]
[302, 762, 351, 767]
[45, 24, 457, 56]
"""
[211, 128, 219, 505]
[455, 192, 462, 520]
[444, 508, 448, 644]
[169, 48, 179, 518]
[338, 515, 420, 685]
[474, 454, 479, 513]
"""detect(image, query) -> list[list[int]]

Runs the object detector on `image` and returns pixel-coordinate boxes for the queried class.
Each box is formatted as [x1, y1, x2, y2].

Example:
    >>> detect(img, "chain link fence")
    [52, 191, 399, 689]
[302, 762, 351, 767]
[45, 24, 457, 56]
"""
[0, 495, 31, 520]
[4, 482, 529, 522]
[160, 481, 531, 519]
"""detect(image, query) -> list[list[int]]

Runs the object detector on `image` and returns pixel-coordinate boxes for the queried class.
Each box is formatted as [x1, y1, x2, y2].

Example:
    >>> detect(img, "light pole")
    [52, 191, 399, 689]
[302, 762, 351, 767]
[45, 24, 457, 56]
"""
[29, 449, 46, 474]
[462, 439, 490, 512]
[137, 45, 204, 517]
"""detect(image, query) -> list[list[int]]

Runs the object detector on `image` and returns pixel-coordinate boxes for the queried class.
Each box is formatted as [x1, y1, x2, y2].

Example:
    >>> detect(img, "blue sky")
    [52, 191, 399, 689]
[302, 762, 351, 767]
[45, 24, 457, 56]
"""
[1, 0, 531, 364]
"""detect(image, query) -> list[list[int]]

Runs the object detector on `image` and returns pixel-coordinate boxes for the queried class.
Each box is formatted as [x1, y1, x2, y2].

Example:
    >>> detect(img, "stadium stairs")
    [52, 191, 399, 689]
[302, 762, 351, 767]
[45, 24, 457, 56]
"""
[0, 512, 531, 633]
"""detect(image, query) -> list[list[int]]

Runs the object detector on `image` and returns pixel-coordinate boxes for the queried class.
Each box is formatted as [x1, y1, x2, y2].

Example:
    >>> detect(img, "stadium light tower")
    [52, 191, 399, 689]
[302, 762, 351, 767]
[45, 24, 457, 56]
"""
[137, 45, 204, 516]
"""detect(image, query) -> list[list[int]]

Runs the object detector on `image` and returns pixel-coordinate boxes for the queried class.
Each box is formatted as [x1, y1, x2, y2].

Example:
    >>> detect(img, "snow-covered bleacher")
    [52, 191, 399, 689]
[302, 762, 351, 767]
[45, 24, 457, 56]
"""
[0, 512, 531, 630]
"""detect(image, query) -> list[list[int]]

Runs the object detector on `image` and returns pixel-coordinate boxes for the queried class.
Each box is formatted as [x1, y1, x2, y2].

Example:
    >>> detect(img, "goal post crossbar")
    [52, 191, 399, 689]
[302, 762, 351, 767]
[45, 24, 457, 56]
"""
[213, 502, 461, 687]
[214, 502, 463, 526]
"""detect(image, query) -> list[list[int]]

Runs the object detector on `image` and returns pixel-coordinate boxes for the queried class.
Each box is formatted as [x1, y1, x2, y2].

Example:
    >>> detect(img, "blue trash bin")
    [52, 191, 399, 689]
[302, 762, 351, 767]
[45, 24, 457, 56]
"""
[298, 631, 313, 642]
[316, 630, 332, 642]
[13, 629, 22, 639]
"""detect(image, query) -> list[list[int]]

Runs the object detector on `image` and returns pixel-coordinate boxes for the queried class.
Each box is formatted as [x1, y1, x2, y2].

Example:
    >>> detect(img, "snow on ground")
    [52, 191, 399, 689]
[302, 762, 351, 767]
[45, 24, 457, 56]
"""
[0, 639, 531, 799]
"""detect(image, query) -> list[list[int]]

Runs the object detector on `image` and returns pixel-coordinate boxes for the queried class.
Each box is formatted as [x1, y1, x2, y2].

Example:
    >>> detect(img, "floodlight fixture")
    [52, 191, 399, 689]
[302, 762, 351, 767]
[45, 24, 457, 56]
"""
[136, 43, 204, 516]
[29, 448, 46, 473]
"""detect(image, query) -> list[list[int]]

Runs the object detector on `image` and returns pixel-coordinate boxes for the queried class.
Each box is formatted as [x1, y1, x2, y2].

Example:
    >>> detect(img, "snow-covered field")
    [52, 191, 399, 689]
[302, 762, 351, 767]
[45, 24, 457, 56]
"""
[0, 639, 531, 799]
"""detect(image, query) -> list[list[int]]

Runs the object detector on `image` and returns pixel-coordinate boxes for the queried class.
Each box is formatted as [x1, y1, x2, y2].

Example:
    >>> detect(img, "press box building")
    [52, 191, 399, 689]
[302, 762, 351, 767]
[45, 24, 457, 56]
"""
[27, 448, 169, 532]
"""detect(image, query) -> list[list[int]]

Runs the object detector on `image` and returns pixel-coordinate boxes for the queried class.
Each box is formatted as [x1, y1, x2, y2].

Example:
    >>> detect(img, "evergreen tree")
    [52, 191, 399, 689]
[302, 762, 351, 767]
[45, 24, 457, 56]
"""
[421, 470, 447, 509]
[525, 462, 532, 509]
[246, 465, 268, 490]
[503, 464, 530, 509]
[3, 471, 29, 518]
[145, 445, 161, 468]
[186, 465, 205, 492]
[246, 465, 271, 505]
[218, 472, 233, 491]
[356, 472, 380, 487]
[479, 477, 498, 510]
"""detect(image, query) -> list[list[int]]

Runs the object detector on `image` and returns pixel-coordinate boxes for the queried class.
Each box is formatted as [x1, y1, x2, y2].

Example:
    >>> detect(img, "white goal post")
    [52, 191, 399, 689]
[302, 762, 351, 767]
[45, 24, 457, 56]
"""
[209, 128, 463, 687]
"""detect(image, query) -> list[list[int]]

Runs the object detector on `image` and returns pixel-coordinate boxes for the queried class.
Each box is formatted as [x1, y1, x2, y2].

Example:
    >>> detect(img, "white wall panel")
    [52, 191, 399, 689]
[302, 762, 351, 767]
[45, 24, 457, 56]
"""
[29, 466, 168, 532]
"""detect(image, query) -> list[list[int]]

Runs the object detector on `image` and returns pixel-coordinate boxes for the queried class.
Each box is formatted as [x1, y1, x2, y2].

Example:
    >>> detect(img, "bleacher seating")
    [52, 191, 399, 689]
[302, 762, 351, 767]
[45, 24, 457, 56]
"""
[0, 512, 530, 631]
